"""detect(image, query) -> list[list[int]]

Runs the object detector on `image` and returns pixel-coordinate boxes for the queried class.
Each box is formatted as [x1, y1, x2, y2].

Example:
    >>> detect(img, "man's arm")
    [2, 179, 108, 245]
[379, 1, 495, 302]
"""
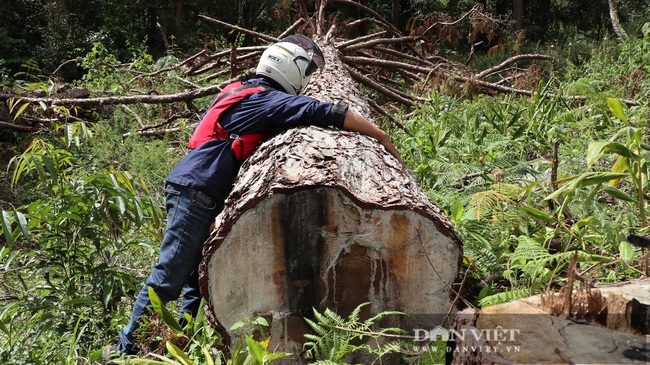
[342, 110, 403, 164]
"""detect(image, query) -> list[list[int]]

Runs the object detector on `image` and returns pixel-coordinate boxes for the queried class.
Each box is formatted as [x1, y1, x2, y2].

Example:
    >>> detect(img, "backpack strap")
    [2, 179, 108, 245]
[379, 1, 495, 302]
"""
[209, 83, 262, 108]
[188, 82, 267, 150]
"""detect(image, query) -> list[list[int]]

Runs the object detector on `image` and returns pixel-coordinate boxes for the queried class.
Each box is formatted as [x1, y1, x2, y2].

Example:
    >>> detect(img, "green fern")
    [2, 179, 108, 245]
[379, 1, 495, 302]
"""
[478, 287, 532, 307]
[303, 303, 404, 364]
[469, 189, 512, 220]
[507, 235, 613, 286]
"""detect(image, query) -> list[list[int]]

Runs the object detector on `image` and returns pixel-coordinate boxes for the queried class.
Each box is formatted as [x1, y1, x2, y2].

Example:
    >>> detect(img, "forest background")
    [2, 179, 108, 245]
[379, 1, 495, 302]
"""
[0, 0, 649, 364]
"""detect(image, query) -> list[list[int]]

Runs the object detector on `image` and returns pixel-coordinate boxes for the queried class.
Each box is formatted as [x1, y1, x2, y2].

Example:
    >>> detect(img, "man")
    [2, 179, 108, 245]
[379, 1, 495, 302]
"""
[104, 34, 401, 360]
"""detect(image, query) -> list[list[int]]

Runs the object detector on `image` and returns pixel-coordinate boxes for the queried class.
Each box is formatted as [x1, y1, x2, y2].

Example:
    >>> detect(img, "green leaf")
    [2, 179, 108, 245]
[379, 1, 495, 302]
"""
[450, 200, 464, 224]
[2, 248, 19, 270]
[202, 346, 217, 365]
[15, 212, 32, 243]
[263, 352, 292, 361]
[13, 102, 30, 121]
[166, 342, 195, 365]
[103, 280, 114, 307]
[252, 316, 269, 327]
[230, 320, 246, 331]
[584, 184, 600, 209]
[148, 286, 183, 334]
[1, 211, 14, 246]
[477, 285, 495, 301]
[604, 142, 636, 159]
[31, 155, 48, 182]
[65, 124, 74, 148]
[245, 335, 265, 363]
[602, 186, 636, 202]
[580, 172, 630, 186]
[619, 240, 635, 261]
[520, 205, 555, 223]
[587, 141, 635, 167]
[0, 317, 9, 336]
[41, 154, 58, 178]
[546, 172, 629, 200]
[606, 98, 628, 122]
[242, 354, 258, 365]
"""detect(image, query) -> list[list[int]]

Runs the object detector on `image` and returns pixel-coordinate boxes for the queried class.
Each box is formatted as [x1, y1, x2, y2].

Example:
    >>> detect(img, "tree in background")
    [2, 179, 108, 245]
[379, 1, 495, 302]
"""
[1, 0, 649, 81]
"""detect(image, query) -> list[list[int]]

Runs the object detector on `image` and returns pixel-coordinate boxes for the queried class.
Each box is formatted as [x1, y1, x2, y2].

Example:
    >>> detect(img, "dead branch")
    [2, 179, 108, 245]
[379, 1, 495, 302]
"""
[184, 46, 265, 76]
[4, 2, 642, 140]
[370, 45, 437, 67]
[0, 121, 40, 132]
[278, 18, 308, 39]
[122, 127, 183, 139]
[0, 83, 224, 108]
[419, 4, 482, 38]
[120, 105, 145, 128]
[341, 55, 432, 75]
[336, 31, 387, 49]
[330, 0, 401, 37]
[452, 74, 639, 106]
[198, 15, 278, 44]
[51, 59, 77, 79]
[367, 98, 407, 131]
[329, 0, 424, 58]
[475, 54, 554, 79]
[127, 49, 213, 83]
[354, 64, 427, 103]
[317, 0, 328, 36]
[345, 65, 414, 106]
[452, 74, 536, 97]
[341, 36, 419, 52]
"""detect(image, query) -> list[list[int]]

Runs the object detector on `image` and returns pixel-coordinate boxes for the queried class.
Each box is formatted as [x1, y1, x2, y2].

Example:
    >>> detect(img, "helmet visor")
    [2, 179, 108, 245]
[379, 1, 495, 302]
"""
[281, 34, 325, 71]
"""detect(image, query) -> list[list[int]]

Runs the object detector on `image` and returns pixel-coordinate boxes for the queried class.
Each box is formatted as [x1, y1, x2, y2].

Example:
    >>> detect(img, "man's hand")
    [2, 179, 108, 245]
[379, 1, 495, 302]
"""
[342, 110, 403, 165]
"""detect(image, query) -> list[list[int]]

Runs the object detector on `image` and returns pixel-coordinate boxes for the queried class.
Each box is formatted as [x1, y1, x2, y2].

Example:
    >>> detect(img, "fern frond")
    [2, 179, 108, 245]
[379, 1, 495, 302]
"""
[469, 189, 514, 220]
[347, 302, 370, 324]
[478, 287, 531, 307]
[305, 317, 329, 337]
[510, 235, 550, 264]
[364, 310, 404, 326]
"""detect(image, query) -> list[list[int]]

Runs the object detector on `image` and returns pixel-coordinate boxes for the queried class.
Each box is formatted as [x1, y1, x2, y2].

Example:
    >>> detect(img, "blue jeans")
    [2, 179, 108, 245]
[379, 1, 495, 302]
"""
[118, 183, 223, 354]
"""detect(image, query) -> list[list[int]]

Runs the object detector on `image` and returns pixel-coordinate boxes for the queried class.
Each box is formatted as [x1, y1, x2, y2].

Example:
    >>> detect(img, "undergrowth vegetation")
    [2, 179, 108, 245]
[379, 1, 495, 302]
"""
[1, 24, 649, 365]
[394, 24, 650, 306]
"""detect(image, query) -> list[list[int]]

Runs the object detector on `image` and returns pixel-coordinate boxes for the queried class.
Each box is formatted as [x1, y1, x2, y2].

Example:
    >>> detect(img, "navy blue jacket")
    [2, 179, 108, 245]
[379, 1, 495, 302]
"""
[166, 78, 346, 201]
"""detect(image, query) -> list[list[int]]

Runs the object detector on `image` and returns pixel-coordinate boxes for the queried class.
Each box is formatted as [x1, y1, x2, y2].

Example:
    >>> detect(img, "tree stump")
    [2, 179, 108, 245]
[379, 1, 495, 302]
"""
[449, 278, 650, 364]
[198, 126, 462, 358]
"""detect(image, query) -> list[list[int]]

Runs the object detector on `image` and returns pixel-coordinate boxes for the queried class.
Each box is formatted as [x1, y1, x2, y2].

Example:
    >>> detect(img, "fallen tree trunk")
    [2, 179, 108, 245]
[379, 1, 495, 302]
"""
[198, 37, 463, 361]
[449, 278, 650, 364]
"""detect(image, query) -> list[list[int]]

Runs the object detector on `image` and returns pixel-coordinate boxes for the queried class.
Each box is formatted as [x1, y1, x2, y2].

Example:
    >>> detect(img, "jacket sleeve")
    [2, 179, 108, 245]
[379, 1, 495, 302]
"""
[221, 90, 347, 134]
[257, 92, 346, 130]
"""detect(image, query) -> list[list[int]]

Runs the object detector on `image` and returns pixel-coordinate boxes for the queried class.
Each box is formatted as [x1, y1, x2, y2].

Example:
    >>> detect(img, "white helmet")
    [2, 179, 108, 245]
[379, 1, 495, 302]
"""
[256, 35, 325, 95]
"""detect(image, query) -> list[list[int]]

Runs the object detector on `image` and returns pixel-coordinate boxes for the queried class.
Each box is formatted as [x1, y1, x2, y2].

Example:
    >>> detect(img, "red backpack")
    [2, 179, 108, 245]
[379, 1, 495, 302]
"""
[188, 82, 268, 161]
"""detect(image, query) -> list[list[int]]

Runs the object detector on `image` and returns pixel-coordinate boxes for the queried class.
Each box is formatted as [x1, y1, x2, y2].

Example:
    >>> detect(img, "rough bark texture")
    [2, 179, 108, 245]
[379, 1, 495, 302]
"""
[449, 278, 650, 364]
[607, 0, 629, 40]
[198, 39, 463, 361]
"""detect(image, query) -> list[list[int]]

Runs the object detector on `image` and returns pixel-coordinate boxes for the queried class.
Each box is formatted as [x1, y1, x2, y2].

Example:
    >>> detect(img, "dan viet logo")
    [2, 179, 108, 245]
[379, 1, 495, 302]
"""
[413, 326, 521, 354]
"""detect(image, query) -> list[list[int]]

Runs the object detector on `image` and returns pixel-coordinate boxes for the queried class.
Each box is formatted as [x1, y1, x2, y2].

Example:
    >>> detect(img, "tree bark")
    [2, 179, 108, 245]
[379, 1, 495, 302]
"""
[608, 0, 629, 40]
[512, 0, 523, 31]
[391, 0, 400, 29]
[198, 38, 463, 360]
